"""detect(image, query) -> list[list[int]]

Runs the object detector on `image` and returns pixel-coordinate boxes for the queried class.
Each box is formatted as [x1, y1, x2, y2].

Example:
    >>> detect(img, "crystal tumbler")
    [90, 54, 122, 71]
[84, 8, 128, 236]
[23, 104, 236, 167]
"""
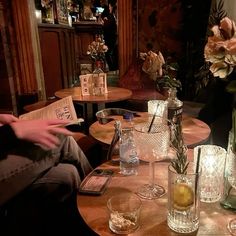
[167, 163, 200, 233]
[194, 144, 226, 203]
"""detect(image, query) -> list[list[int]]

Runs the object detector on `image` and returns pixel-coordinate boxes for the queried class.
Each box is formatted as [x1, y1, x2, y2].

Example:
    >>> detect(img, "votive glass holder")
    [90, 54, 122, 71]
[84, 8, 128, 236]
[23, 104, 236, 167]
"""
[194, 144, 227, 203]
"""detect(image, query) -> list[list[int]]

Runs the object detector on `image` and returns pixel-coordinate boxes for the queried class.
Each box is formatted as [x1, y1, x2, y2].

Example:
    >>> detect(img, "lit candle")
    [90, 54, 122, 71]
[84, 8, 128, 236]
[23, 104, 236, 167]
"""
[194, 144, 226, 203]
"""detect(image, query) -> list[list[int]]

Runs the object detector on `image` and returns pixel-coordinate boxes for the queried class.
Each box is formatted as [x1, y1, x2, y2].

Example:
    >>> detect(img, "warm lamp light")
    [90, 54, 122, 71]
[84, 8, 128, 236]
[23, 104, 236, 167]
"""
[35, 10, 42, 23]
[194, 144, 226, 203]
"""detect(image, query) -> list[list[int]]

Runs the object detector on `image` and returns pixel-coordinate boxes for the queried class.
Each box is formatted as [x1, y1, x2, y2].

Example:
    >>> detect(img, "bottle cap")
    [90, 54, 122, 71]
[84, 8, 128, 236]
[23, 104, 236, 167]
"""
[123, 112, 134, 121]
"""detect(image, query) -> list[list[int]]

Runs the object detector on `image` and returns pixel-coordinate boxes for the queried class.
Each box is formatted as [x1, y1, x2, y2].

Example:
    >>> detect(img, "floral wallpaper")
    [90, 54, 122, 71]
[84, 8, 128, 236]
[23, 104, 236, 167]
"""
[137, 0, 184, 60]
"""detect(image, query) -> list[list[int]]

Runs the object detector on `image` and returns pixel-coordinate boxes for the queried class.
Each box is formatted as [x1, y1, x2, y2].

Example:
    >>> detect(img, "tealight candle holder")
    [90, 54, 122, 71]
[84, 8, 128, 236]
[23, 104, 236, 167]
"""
[194, 144, 227, 203]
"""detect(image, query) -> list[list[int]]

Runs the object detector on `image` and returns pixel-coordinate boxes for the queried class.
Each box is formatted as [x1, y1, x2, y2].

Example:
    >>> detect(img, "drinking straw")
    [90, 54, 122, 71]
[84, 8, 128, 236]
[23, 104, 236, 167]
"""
[195, 147, 201, 174]
[195, 147, 201, 203]
[148, 104, 159, 132]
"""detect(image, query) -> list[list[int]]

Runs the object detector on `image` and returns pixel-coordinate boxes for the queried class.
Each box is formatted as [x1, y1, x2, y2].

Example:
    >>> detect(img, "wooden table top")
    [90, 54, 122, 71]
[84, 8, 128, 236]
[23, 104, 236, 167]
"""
[89, 113, 211, 148]
[54, 86, 132, 104]
[77, 158, 234, 236]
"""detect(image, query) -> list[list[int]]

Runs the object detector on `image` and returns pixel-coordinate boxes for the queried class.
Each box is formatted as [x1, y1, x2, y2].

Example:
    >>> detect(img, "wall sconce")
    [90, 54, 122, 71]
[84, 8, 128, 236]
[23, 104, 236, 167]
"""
[35, 10, 42, 24]
[194, 144, 226, 203]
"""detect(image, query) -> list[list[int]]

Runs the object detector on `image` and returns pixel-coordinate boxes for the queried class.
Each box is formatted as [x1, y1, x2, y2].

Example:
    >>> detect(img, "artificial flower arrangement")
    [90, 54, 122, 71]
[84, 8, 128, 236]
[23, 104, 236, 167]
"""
[205, 16, 236, 212]
[204, 16, 236, 151]
[140, 50, 182, 92]
[41, 0, 53, 9]
[87, 36, 108, 62]
[140, 50, 186, 174]
[204, 17, 236, 80]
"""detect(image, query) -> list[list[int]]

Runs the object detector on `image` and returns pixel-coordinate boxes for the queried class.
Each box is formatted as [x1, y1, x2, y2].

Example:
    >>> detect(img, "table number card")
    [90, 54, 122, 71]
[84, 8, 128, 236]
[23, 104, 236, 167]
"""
[93, 73, 108, 95]
[79, 73, 108, 96]
[79, 74, 91, 96]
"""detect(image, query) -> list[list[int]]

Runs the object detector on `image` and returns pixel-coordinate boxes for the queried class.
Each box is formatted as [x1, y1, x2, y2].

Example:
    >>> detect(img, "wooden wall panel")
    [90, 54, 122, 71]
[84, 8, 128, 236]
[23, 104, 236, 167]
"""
[11, 0, 38, 94]
[117, 0, 136, 78]
[0, 0, 17, 113]
[39, 29, 63, 98]
[38, 25, 76, 98]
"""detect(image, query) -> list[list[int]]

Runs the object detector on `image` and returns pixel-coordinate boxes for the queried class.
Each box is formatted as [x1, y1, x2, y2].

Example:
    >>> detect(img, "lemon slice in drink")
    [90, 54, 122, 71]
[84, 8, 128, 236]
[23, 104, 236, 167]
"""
[173, 183, 194, 211]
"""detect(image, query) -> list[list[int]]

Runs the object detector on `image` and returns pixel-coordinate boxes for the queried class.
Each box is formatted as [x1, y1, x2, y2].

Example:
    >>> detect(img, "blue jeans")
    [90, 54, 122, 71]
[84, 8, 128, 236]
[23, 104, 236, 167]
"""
[0, 136, 93, 206]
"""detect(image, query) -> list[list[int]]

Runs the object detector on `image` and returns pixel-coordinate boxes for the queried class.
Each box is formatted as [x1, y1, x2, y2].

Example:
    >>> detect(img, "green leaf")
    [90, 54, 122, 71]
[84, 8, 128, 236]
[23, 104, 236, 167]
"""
[226, 80, 236, 93]
[169, 62, 179, 71]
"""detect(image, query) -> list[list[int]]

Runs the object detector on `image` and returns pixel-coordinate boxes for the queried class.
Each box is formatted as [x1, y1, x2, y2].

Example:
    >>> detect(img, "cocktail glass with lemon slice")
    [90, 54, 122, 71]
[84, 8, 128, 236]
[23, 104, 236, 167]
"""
[167, 163, 201, 233]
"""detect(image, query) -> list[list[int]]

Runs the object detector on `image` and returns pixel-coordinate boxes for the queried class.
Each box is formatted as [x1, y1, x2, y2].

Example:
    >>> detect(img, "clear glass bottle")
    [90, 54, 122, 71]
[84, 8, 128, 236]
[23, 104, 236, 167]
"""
[167, 88, 183, 125]
[119, 127, 139, 176]
[92, 60, 105, 96]
[107, 121, 121, 163]
[220, 130, 236, 211]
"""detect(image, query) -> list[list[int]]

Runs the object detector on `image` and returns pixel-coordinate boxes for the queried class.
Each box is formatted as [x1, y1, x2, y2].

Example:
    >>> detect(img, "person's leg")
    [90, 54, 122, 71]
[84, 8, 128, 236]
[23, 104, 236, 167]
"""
[0, 136, 94, 235]
[30, 163, 80, 201]
[2, 164, 79, 235]
[30, 163, 96, 235]
[3, 163, 96, 235]
[0, 152, 59, 207]
[0, 136, 92, 206]
[56, 136, 93, 180]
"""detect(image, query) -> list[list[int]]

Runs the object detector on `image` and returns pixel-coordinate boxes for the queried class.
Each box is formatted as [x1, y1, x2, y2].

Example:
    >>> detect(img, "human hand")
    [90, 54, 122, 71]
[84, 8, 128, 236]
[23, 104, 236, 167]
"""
[0, 114, 19, 126]
[10, 119, 74, 150]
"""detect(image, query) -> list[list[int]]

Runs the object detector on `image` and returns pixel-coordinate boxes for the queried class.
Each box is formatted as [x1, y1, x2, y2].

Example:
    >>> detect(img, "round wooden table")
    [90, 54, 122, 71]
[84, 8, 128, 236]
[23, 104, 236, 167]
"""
[89, 113, 211, 148]
[77, 159, 234, 236]
[55, 86, 132, 104]
[55, 86, 132, 125]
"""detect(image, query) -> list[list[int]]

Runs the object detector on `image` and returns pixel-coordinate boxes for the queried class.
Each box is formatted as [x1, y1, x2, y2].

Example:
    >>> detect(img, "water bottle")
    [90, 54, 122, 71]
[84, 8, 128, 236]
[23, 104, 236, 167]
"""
[119, 127, 139, 175]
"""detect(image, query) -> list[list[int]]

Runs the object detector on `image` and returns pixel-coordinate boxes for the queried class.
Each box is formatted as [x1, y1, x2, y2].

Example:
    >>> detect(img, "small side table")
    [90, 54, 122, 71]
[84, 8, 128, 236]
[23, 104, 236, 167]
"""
[54, 86, 133, 124]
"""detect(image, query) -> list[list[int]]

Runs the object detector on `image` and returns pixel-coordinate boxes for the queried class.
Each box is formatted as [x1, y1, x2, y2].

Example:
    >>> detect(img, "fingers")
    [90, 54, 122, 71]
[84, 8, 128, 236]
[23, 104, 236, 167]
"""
[10, 119, 75, 150]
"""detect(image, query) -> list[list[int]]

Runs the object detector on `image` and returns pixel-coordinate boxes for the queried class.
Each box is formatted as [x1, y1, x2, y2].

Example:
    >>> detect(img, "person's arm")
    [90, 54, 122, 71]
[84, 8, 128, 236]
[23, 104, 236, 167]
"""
[10, 119, 73, 150]
[0, 118, 74, 159]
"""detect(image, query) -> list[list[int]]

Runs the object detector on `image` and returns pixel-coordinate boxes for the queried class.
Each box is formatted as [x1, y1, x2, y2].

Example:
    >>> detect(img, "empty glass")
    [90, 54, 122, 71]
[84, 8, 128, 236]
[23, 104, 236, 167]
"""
[107, 193, 142, 234]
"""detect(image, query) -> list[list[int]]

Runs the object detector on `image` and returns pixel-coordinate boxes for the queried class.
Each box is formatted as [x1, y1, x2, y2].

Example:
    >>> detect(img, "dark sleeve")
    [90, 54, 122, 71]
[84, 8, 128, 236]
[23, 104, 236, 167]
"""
[0, 124, 18, 159]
